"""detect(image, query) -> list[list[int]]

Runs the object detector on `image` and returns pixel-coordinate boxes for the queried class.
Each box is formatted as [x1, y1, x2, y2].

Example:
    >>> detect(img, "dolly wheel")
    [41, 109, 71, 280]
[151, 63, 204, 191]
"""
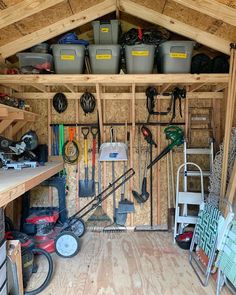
[55, 231, 80, 258]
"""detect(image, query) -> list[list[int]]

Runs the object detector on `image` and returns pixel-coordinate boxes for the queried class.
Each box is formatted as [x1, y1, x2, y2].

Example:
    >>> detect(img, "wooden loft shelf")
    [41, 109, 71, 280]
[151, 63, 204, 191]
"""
[0, 73, 229, 92]
[0, 103, 39, 135]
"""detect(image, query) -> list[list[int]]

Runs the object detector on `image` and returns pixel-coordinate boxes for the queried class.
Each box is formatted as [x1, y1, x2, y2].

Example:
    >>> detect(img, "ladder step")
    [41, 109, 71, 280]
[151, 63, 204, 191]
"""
[178, 192, 203, 205]
[176, 215, 199, 224]
[185, 170, 211, 177]
[186, 148, 212, 155]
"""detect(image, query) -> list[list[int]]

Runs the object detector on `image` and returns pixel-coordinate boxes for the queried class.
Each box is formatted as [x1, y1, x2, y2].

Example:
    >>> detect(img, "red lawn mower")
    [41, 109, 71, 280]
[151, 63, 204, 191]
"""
[21, 168, 135, 258]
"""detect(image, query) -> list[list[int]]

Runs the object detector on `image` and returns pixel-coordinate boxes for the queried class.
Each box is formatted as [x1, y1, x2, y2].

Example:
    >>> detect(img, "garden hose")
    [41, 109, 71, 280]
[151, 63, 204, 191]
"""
[62, 127, 81, 164]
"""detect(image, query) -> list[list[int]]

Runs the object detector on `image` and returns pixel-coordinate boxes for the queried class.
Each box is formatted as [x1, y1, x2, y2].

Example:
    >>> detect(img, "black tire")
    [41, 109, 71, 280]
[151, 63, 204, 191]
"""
[5, 216, 15, 231]
[70, 217, 86, 238]
[24, 248, 53, 295]
[55, 231, 80, 258]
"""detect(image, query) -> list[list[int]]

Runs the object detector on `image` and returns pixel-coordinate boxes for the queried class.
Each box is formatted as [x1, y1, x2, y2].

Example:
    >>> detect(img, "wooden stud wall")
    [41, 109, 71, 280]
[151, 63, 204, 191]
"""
[19, 89, 224, 227]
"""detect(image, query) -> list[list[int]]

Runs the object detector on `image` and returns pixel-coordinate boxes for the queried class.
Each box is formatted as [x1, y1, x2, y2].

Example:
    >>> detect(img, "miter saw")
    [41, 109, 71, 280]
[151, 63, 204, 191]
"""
[0, 130, 38, 170]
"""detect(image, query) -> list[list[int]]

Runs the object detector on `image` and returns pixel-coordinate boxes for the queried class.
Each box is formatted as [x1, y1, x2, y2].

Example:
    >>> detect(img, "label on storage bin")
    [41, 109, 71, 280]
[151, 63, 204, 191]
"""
[101, 28, 109, 33]
[131, 51, 149, 57]
[60, 55, 75, 61]
[169, 52, 187, 59]
[96, 54, 112, 59]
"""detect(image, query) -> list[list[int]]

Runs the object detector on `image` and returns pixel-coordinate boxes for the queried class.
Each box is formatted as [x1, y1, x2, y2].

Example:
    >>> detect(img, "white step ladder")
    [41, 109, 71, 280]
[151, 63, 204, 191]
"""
[174, 162, 204, 242]
[183, 139, 214, 191]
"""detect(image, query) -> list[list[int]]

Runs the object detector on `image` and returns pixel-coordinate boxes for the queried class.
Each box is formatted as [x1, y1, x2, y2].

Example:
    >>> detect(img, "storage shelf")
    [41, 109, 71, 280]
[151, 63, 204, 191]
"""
[0, 103, 39, 135]
[0, 73, 229, 91]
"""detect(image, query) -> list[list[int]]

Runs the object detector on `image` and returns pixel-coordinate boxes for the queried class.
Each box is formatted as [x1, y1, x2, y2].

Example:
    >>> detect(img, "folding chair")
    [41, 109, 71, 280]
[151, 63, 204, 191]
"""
[189, 197, 234, 286]
[216, 221, 236, 295]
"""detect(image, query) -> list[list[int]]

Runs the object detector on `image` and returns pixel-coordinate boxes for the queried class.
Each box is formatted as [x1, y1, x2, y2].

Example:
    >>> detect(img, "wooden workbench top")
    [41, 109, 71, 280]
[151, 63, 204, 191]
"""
[0, 161, 63, 207]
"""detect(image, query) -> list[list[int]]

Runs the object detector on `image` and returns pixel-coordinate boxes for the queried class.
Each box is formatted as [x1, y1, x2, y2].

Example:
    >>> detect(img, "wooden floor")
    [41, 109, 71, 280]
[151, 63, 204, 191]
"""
[29, 232, 231, 295]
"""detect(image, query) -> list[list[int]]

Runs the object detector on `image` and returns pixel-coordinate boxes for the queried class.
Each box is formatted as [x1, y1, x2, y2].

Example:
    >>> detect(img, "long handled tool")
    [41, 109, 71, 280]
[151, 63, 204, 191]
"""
[103, 127, 127, 232]
[79, 127, 95, 197]
[91, 127, 98, 190]
[147, 125, 184, 170]
[117, 124, 135, 214]
[132, 145, 150, 203]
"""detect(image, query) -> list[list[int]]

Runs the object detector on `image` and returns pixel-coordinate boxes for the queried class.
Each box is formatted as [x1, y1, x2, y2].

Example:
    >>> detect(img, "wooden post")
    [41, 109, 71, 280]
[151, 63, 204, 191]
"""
[47, 97, 53, 205]
[226, 158, 236, 204]
[102, 86, 107, 213]
[220, 46, 236, 197]
[157, 89, 161, 225]
[129, 84, 136, 226]
[75, 99, 80, 211]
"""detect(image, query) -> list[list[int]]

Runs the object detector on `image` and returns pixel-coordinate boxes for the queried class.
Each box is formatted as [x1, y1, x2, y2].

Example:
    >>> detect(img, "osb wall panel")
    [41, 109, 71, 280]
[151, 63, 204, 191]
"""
[20, 93, 222, 226]
[215, 0, 236, 8]
[0, 0, 22, 6]
[69, 0, 105, 14]
[0, 26, 23, 46]
[13, 2, 72, 36]
[129, 0, 167, 12]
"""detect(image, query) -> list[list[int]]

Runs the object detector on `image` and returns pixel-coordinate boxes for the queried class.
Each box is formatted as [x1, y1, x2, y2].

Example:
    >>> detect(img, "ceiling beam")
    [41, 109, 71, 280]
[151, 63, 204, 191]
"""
[0, 0, 65, 30]
[0, 0, 116, 59]
[119, 0, 231, 55]
[171, 0, 236, 27]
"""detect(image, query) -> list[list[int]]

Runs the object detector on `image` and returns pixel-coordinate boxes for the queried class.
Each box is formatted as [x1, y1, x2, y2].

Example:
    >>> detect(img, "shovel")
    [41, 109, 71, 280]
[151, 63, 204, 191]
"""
[79, 127, 95, 198]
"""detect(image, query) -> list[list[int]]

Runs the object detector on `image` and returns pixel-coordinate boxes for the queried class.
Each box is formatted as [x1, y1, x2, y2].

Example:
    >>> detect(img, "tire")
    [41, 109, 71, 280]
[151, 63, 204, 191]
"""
[5, 216, 15, 231]
[70, 217, 86, 238]
[55, 231, 80, 258]
[24, 248, 53, 295]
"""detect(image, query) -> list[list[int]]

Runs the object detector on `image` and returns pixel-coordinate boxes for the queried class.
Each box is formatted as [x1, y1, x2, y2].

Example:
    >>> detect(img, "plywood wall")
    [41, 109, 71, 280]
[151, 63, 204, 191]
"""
[20, 91, 223, 227]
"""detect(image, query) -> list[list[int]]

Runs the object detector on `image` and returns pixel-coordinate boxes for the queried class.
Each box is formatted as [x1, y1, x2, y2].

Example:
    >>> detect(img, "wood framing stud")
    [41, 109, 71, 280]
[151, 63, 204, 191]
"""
[189, 83, 206, 92]
[0, 119, 14, 133]
[12, 121, 27, 136]
[226, 159, 236, 204]
[13, 92, 224, 100]
[160, 83, 171, 94]
[96, 83, 104, 142]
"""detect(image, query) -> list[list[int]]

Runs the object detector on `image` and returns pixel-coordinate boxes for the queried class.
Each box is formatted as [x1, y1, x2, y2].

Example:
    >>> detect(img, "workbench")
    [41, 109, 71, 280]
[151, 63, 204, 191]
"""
[0, 161, 64, 207]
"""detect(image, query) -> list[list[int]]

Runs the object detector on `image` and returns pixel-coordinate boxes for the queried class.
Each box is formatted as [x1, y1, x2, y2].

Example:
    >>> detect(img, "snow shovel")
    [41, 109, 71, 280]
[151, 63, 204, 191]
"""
[79, 127, 95, 197]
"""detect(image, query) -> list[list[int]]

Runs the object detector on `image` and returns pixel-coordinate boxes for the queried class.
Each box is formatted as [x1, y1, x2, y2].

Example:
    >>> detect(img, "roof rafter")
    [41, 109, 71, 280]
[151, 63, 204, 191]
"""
[0, 0, 116, 59]
[171, 0, 236, 27]
[0, 0, 65, 30]
[119, 0, 231, 55]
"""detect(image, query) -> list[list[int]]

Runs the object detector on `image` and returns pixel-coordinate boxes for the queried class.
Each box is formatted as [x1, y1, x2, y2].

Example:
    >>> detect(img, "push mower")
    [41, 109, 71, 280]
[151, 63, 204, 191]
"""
[22, 168, 135, 258]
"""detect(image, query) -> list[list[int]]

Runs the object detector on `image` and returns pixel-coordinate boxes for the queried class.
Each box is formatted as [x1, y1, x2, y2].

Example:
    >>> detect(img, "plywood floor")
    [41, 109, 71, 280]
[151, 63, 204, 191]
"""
[29, 232, 231, 295]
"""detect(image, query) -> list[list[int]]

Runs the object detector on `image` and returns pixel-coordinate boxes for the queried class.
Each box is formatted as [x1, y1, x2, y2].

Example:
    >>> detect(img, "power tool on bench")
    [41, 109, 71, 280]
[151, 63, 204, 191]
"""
[0, 130, 38, 169]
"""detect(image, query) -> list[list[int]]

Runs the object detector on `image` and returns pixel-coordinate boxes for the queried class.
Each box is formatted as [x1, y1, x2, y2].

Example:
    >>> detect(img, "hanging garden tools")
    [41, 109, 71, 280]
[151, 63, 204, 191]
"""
[117, 124, 135, 215]
[147, 125, 184, 170]
[91, 127, 98, 190]
[132, 146, 150, 203]
[169, 87, 186, 123]
[146, 86, 186, 124]
[146, 86, 171, 122]
[135, 125, 158, 231]
[62, 127, 80, 164]
[79, 127, 95, 197]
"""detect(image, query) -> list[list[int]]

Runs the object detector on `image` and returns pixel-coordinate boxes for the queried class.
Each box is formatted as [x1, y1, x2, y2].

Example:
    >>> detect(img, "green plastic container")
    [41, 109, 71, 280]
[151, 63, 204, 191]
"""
[88, 45, 121, 74]
[125, 44, 155, 74]
[52, 44, 85, 74]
